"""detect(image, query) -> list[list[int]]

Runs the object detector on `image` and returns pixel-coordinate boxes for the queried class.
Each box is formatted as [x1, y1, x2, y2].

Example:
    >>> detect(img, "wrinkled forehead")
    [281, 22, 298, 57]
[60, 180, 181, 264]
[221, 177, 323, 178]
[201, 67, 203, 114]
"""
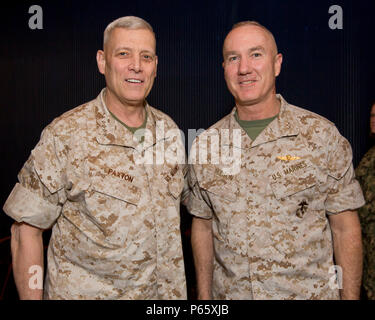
[223, 25, 277, 56]
[105, 27, 156, 51]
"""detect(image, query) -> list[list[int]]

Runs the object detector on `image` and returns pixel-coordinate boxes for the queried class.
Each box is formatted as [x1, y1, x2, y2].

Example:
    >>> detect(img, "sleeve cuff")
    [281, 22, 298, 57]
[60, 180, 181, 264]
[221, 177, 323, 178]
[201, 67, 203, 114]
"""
[3, 183, 61, 229]
[325, 180, 366, 214]
[186, 194, 212, 219]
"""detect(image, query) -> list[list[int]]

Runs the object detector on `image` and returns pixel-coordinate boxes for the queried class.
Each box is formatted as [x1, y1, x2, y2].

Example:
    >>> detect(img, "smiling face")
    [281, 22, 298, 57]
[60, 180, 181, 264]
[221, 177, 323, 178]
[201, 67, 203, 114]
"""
[97, 27, 158, 108]
[223, 25, 282, 108]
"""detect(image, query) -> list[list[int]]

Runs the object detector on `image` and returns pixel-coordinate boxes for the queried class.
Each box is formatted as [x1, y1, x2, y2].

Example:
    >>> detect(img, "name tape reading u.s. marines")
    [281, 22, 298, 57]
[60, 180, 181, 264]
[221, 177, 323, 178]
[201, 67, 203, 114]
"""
[272, 157, 307, 180]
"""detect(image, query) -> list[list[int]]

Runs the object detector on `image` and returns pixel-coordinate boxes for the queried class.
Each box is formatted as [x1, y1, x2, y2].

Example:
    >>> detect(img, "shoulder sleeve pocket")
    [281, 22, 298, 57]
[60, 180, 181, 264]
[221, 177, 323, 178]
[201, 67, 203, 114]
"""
[32, 127, 65, 194]
[200, 176, 238, 202]
[327, 127, 353, 180]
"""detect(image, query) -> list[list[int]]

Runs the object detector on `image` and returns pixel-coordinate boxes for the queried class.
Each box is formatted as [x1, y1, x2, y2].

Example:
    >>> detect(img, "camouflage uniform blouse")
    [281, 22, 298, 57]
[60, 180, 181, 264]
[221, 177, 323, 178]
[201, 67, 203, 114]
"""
[187, 95, 365, 300]
[3, 89, 187, 299]
[356, 145, 375, 300]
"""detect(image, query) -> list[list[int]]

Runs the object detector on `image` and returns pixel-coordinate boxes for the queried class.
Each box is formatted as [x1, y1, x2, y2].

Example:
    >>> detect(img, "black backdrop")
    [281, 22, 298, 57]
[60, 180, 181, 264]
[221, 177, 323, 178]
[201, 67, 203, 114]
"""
[0, 0, 374, 299]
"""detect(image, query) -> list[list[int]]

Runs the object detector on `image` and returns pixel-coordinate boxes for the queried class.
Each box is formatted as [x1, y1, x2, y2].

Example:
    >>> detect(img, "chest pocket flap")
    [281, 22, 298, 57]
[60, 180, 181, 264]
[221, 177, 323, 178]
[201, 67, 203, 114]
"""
[270, 162, 318, 200]
[90, 175, 141, 205]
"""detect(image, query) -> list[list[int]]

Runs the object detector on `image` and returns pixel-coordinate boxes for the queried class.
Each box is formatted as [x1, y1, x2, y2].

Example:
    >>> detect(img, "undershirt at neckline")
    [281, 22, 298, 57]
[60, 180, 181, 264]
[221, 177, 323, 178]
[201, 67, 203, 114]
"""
[235, 110, 278, 141]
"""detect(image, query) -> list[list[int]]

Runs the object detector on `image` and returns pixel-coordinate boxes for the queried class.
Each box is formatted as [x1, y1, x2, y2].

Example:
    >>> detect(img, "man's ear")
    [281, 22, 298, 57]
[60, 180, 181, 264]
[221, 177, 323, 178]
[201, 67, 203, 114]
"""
[154, 55, 158, 77]
[96, 50, 106, 75]
[274, 53, 283, 77]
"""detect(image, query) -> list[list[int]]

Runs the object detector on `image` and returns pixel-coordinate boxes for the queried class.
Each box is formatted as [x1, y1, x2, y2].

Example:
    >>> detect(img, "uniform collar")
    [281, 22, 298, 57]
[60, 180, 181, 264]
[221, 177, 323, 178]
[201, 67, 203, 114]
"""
[229, 94, 299, 149]
[94, 88, 158, 150]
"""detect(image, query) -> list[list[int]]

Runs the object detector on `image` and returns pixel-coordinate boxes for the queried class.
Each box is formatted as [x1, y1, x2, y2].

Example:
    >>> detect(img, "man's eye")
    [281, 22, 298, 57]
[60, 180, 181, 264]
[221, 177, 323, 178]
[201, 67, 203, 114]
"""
[143, 54, 153, 60]
[228, 56, 238, 62]
[252, 52, 262, 58]
[119, 52, 128, 56]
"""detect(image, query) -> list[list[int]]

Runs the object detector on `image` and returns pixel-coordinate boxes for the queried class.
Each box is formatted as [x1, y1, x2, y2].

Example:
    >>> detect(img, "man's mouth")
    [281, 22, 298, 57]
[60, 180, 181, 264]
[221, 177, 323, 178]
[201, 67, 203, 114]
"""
[239, 80, 256, 85]
[126, 78, 143, 83]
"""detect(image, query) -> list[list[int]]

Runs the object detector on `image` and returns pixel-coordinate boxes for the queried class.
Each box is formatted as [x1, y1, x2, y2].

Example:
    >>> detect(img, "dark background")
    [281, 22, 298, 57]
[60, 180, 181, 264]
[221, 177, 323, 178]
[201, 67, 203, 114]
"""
[0, 0, 374, 299]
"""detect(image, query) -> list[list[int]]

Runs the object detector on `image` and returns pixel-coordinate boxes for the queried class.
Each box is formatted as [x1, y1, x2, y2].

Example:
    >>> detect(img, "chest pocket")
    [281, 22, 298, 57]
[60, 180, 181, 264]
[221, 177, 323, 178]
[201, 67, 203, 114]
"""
[268, 162, 328, 258]
[90, 175, 141, 204]
[199, 173, 248, 254]
[82, 174, 141, 248]
[269, 161, 326, 221]
[270, 165, 318, 200]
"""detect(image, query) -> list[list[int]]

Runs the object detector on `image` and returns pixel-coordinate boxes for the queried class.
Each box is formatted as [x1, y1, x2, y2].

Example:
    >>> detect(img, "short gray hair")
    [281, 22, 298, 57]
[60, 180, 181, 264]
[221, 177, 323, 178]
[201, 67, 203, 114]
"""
[103, 16, 155, 47]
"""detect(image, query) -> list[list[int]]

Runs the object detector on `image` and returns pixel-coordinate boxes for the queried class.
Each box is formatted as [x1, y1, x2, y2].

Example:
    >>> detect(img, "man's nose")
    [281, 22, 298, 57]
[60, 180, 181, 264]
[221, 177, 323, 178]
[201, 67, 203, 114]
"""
[238, 57, 252, 75]
[129, 55, 141, 72]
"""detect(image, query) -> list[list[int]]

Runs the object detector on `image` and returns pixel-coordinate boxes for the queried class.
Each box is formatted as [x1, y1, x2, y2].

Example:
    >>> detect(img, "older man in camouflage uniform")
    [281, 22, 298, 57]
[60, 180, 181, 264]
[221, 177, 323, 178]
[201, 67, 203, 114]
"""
[3, 16, 187, 299]
[188, 21, 364, 300]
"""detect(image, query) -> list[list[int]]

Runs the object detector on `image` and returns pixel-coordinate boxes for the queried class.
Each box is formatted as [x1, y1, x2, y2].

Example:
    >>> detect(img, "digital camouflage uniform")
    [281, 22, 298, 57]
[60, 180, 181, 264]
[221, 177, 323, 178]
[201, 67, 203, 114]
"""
[187, 95, 365, 300]
[3, 89, 187, 299]
[356, 145, 375, 300]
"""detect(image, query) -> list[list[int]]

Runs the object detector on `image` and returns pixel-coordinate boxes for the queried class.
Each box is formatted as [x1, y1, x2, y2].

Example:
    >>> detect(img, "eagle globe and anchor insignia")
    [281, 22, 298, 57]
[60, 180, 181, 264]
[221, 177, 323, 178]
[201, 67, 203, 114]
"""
[296, 200, 309, 218]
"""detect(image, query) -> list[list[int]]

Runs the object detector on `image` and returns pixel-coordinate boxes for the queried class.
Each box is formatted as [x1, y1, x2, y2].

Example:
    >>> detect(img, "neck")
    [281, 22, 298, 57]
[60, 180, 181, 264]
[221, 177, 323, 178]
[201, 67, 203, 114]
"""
[104, 89, 145, 127]
[236, 94, 280, 121]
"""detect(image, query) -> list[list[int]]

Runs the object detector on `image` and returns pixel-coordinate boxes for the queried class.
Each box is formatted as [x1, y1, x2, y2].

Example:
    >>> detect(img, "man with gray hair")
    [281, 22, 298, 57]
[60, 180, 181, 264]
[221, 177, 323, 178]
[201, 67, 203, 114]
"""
[188, 21, 364, 300]
[3, 16, 187, 299]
